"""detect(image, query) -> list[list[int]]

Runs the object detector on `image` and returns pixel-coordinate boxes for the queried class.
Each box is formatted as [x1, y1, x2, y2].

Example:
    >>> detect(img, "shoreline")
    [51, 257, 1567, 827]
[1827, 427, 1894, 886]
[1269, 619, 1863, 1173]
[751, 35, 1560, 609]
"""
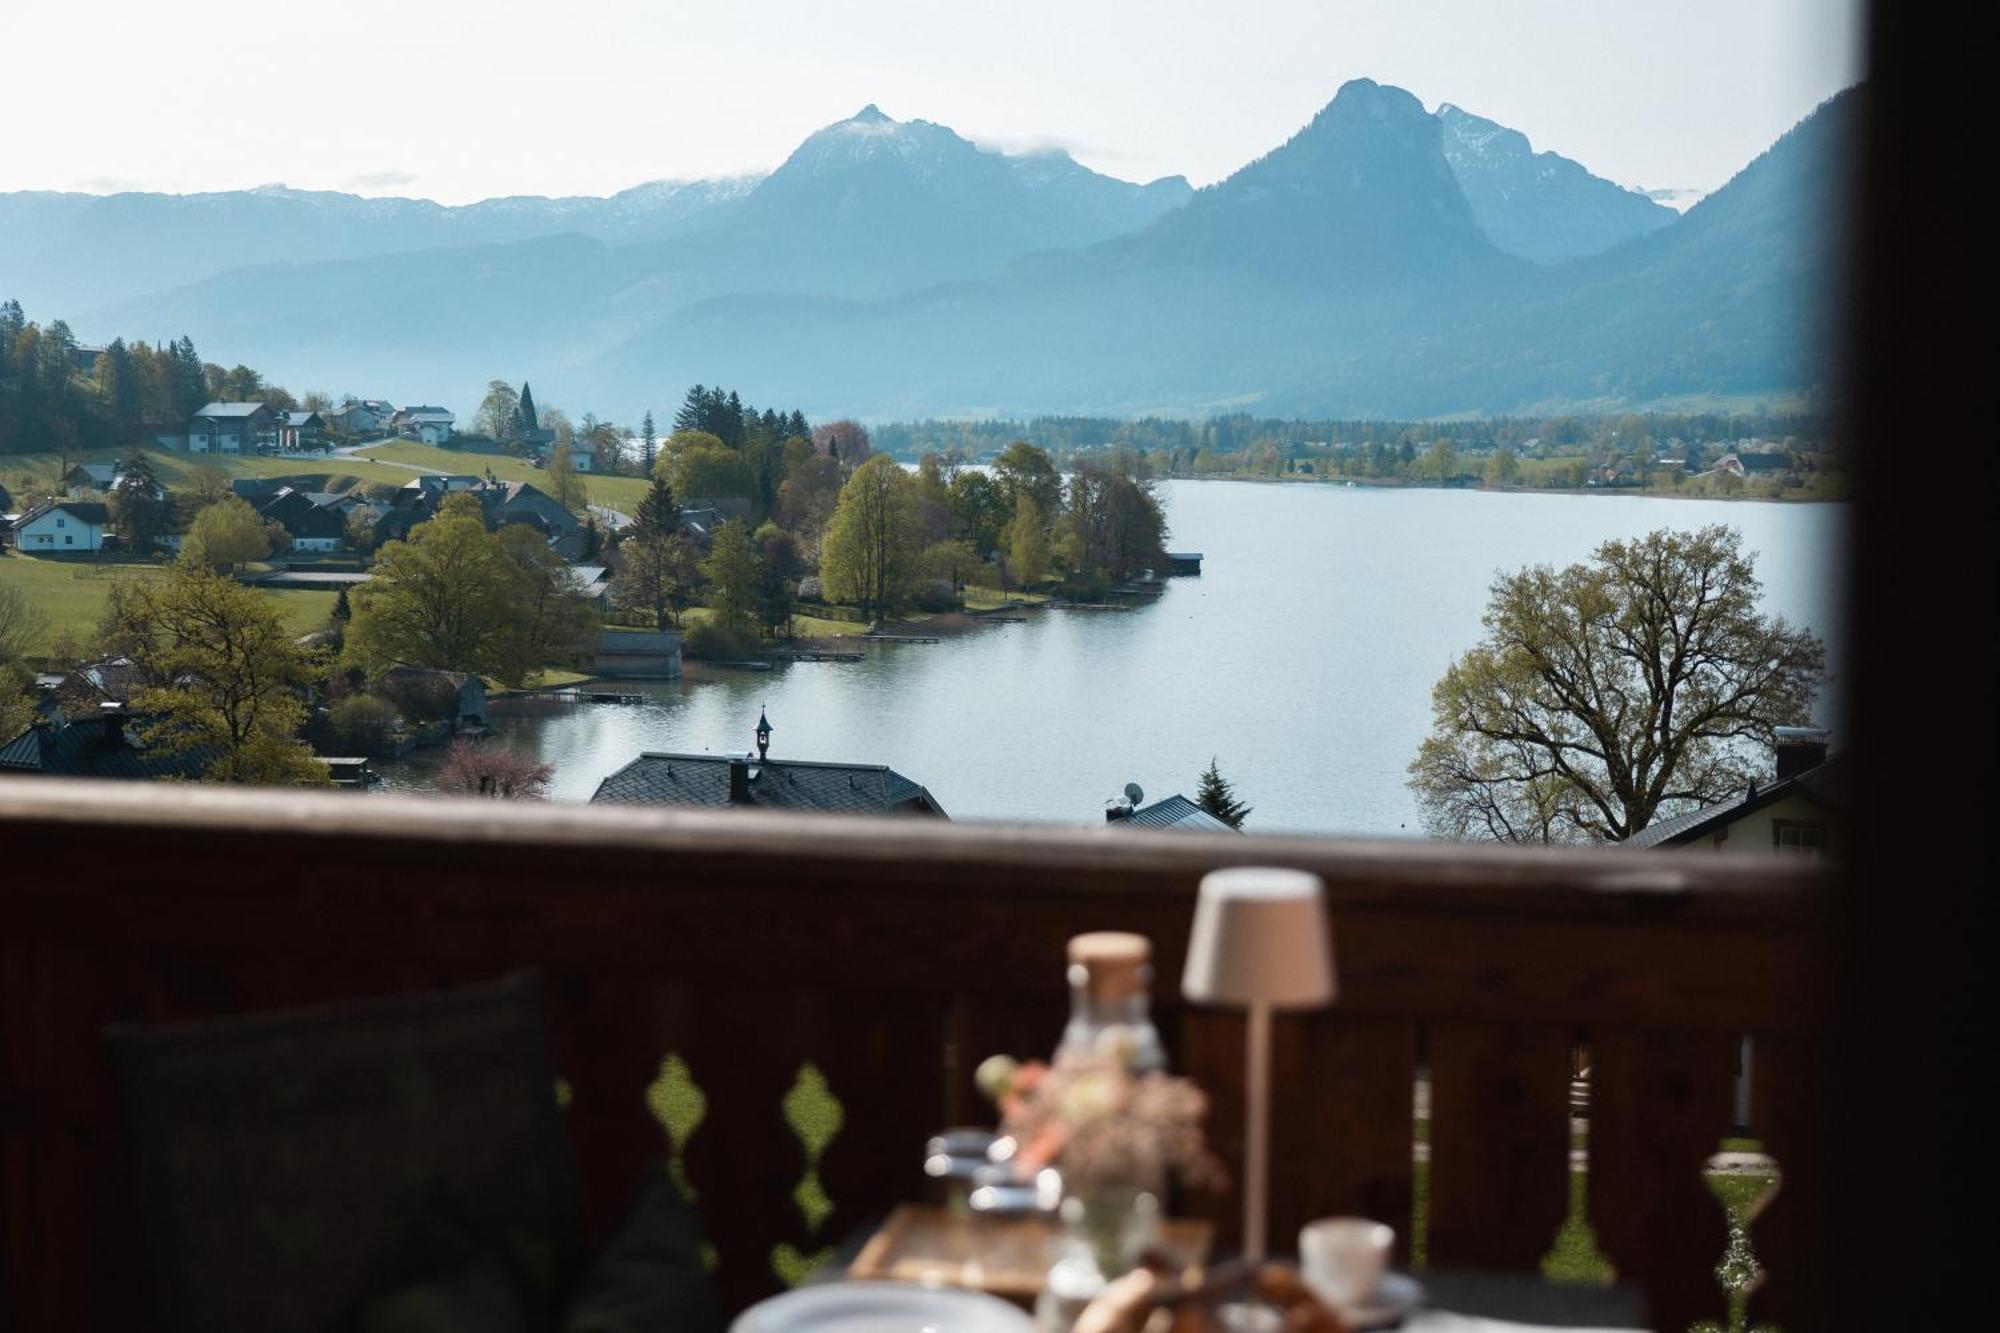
[1149, 473, 1845, 505]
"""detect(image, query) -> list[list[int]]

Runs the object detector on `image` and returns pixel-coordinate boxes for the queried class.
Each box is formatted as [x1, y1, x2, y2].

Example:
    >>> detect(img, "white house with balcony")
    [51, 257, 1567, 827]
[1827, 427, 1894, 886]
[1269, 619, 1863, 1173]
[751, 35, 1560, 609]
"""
[391, 406, 456, 445]
[188, 402, 279, 454]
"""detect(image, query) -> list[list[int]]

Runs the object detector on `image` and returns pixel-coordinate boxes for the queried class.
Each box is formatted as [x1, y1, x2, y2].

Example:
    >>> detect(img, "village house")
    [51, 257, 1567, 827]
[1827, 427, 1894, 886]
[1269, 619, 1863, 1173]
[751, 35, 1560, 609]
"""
[373, 668, 489, 731]
[590, 712, 947, 816]
[566, 565, 611, 607]
[324, 400, 393, 438]
[1102, 788, 1240, 833]
[479, 480, 582, 543]
[62, 463, 121, 494]
[391, 406, 456, 445]
[45, 658, 150, 716]
[188, 402, 280, 454]
[277, 411, 326, 452]
[676, 498, 755, 546]
[11, 500, 109, 553]
[256, 487, 349, 553]
[0, 704, 216, 782]
[1625, 728, 1844, 857]
[591, 629, 681, 679]
[1705, 450, 1795, 482]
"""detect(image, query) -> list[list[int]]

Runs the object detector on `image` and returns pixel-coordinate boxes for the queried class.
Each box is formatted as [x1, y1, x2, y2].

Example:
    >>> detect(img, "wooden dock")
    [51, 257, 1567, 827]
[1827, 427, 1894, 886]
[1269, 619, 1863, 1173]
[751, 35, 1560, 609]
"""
[502, 688, 649, 705]
[1052, 603, 1132, 612]
[774, 648, 864, 663]
[859, 634, 942, 644]
[709, 660, 776, 672]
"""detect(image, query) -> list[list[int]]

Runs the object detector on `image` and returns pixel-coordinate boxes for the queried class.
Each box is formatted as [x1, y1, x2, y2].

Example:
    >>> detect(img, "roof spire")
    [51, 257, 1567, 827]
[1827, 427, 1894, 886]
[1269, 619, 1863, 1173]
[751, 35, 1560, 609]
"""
[756, 708, 772, 761]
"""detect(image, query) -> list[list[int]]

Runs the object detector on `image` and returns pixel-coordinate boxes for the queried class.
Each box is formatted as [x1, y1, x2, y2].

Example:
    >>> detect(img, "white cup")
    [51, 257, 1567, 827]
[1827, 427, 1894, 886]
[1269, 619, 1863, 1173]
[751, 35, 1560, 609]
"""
[1299, 1216, 1395, 1309]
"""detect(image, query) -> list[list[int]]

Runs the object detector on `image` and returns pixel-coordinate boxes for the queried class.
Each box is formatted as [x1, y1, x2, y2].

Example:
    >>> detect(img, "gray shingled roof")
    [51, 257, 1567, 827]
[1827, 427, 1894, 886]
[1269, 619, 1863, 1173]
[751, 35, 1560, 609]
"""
[194, 401, 270, 418]
[0, 715, 217, 780]
[1118, 793, 1239, 833]
[1624, 754, 1848, 849]
[18, 499, 111, 527]
[591, 752, 946, 817]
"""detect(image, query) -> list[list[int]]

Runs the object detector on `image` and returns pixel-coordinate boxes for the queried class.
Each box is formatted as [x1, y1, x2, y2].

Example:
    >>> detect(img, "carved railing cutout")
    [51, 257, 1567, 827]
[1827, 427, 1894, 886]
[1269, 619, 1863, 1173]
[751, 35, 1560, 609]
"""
[646, 1052, 719, 1271]
[1692, 1137, 1784, 1333]
[772, 1062, 845, 1287]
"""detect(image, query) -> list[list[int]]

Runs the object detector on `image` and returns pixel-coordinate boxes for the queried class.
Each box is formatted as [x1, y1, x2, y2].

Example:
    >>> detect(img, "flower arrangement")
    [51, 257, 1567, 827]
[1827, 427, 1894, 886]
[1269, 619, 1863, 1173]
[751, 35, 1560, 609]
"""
[975, 1051, 1226, 1199]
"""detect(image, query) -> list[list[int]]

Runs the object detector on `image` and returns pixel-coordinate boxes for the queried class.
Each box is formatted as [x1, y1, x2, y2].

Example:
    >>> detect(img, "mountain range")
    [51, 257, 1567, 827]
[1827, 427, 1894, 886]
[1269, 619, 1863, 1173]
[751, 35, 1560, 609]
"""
[0, 81, 1851, 421]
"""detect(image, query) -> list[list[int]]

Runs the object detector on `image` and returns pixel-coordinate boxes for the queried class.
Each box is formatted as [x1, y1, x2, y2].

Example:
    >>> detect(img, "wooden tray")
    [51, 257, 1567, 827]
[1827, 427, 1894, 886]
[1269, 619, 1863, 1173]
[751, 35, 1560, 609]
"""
[847, 1203, 1214, 1304]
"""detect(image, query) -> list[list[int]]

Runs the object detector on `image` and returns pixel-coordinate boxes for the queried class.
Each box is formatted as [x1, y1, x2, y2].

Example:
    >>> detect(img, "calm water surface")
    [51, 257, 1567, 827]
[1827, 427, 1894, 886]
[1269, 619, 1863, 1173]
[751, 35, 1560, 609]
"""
[379, 482, 1846, 835]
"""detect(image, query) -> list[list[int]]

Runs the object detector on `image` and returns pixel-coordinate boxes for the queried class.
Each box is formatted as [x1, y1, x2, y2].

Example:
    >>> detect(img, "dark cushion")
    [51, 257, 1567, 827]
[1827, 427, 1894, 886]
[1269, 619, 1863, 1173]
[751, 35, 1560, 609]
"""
[107, 973, 584, 1333]
[564, 1161, 724, 1333]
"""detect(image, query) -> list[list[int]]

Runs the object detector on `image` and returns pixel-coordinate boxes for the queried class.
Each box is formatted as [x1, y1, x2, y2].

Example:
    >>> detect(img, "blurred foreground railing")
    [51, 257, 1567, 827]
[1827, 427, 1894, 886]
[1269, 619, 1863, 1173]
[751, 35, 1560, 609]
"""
[0, 781, 1830, 1330]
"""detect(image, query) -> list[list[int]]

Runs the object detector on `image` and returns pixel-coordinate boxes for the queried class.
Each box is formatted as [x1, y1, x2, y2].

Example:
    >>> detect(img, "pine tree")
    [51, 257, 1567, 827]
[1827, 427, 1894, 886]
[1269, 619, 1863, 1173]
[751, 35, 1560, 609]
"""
[331, 587, 353, 622]
[1195, 758, 1251, 829]
[632, 476, 678, 539]
[640, 410, 658, 473]
[108, 455, 172, 553]
[673, 384, 708, 434]
[517, 381, 539, 433]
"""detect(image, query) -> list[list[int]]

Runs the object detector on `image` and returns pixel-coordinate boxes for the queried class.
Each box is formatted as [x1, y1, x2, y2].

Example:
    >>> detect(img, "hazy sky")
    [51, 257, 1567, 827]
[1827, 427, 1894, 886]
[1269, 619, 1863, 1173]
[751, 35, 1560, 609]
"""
[5, 0, 1862, 204]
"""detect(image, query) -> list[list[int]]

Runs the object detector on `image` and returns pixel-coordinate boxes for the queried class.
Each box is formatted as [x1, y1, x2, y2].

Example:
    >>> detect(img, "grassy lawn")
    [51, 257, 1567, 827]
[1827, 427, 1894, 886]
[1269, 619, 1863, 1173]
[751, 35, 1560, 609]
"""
[3, 445, 416, 497]
[355, 441, 655, 513]
[0, 552, 333, 657]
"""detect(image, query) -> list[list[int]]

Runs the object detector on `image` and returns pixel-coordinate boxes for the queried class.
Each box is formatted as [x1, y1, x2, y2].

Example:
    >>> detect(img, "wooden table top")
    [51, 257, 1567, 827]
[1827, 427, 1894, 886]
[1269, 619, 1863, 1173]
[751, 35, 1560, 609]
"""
[846, 1203, 1214, 1304]
[831, 1204, 1649, 1328]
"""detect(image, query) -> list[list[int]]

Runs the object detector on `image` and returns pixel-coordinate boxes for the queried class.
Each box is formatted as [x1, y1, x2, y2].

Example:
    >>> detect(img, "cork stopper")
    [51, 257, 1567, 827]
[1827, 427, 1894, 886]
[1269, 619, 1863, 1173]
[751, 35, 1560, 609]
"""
[1067, 932, 1152, 1000]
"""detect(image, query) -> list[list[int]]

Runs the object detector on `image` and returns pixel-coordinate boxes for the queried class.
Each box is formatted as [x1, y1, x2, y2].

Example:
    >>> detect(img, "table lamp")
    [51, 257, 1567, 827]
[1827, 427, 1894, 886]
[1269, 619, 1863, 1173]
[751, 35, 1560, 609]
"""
[1182, 866, 1336, 1262]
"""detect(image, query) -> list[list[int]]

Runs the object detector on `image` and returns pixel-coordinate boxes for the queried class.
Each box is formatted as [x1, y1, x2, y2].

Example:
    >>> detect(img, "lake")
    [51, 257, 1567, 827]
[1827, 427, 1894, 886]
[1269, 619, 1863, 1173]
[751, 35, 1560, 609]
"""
[377, 482, 1847, 836]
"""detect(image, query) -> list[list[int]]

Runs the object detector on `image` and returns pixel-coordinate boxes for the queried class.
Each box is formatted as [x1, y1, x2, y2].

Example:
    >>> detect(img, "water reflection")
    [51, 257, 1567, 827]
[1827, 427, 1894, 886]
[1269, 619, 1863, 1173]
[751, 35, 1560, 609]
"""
[378, 481, 1846, 836]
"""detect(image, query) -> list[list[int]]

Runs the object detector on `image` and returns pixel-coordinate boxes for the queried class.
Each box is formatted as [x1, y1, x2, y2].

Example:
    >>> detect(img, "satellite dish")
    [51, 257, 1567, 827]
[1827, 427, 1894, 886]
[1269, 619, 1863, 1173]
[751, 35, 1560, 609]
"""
[1123, 782, 1145, 807]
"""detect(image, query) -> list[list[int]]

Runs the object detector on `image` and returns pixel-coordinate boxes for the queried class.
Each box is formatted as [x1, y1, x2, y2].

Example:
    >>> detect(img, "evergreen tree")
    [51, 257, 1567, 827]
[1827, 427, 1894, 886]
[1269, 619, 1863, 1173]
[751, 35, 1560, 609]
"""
[517, 381, 539, 433]
[1195, 758, 1251, 829]
[673, 384, 709, 434]
[108, 455, 172, 553]
[98, 338, 143, 434]
[632, 476, 679, 539]
[331, 587, 352, 622]
[640, 410, 658, 473]
[723, 390, 745, 447]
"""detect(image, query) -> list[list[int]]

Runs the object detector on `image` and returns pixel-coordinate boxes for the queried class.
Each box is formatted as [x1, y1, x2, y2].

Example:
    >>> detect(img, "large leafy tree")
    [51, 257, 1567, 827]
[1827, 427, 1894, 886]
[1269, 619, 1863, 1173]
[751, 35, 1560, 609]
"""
[821, 455, 922, 621]
[109, 564, 330, 785]
[347, 510, 592, 685]
[1408, 525, 1826, 843]
[544, 442, 587, 512]
[180, 493, 273, 571]
[1002, 494, 1049, 589]
[0, 583, 47, 667]
[992, 441, 1062, 518]
[1065, 461, 1168, 582]
[699, 518, 762, 633]
[614, 530, 699, 631]
[659, 431, 754, 502]
[475, 380, 521, 441]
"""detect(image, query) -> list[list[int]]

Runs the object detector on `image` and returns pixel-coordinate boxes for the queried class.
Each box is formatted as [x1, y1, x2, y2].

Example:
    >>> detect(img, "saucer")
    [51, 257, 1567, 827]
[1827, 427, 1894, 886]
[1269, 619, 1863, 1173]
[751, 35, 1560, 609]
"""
[1334, 1272, 1425, 1329]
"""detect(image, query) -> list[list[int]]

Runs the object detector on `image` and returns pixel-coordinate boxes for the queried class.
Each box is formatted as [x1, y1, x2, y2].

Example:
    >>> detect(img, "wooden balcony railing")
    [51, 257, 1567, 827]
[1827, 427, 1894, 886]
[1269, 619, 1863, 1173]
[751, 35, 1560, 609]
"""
[0, 780, 1831, 1331]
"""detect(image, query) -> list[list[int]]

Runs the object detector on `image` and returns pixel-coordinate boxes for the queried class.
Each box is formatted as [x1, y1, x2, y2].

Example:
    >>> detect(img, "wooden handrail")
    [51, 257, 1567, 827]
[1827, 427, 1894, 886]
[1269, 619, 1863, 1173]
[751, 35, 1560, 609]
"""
[1, 778, 1831, 1330]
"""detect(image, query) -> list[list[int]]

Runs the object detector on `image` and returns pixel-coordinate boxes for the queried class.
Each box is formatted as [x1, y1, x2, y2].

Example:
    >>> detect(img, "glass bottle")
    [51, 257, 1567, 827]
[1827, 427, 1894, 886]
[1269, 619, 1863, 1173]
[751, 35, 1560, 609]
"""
[1055, 932, 1167, 1073]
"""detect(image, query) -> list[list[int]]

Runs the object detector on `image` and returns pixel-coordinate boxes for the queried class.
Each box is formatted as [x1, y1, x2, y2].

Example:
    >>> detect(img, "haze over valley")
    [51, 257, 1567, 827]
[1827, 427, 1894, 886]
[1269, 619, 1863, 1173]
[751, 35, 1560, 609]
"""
[2, 80, 1851, 423]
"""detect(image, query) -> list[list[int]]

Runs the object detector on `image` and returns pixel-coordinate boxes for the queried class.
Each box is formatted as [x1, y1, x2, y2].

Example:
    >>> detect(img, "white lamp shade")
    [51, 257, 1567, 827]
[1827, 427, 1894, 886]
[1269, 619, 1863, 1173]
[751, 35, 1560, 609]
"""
[1182, 866, 1337, 1009]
